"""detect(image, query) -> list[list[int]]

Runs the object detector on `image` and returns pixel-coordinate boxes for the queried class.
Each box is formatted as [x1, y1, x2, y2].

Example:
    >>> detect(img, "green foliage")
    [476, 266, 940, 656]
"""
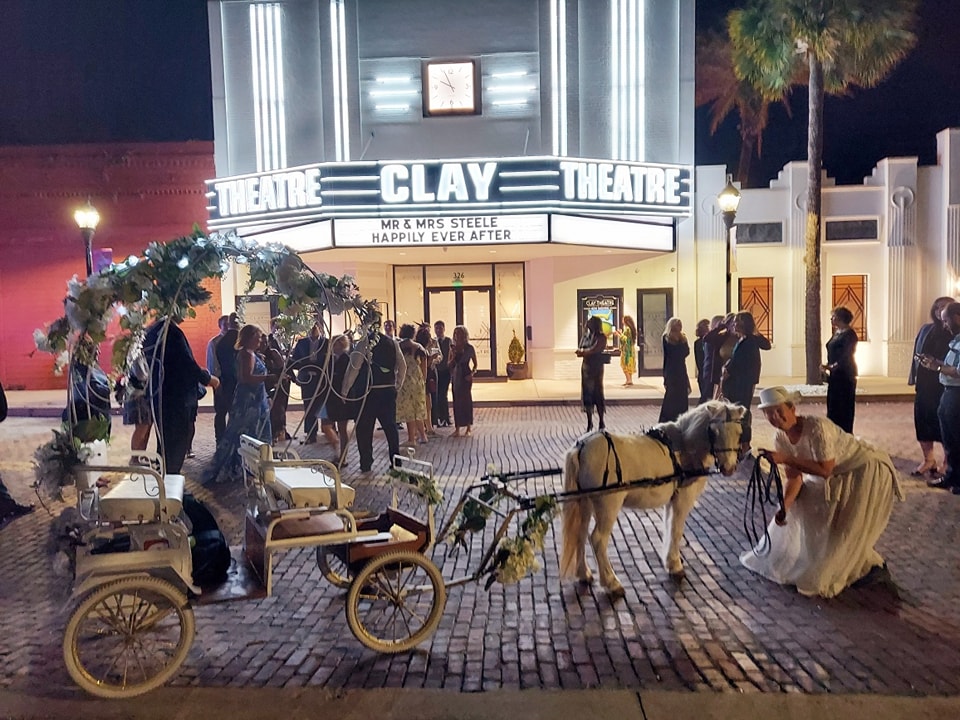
[33, 426, 92, 500]
[727, 0, 918, 380]
[484, 495, 559, 589]
[508, 331, 525, 364]
[33, 229, 384, 474]
[447, 483, 500, 551]
[387, 466, 443, 507]
[727, 0, 919, 102]
[34, 230, 382, 380]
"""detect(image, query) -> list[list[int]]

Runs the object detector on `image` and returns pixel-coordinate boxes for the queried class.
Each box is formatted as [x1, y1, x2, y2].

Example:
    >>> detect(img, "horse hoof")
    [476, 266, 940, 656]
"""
[608, 586, 626, 601]
[668, 569, 685, 582]
[577, 576, 594, 586]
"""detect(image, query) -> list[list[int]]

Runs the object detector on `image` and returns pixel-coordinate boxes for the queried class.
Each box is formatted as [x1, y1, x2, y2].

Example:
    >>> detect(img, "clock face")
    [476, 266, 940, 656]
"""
[423, 60, 479, 116]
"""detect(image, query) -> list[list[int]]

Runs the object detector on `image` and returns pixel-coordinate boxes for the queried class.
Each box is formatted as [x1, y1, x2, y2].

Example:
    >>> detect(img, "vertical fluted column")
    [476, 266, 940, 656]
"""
[888, 186, 918, 375]
[948, 205, 960, 289]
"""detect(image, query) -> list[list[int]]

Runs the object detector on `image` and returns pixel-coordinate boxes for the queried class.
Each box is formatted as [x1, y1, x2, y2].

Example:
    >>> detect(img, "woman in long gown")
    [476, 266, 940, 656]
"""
[908, 296, 954, 478]
[821, 306, 858, 433]
[262, 333, 292, 444]
[396, 323, 429, 446]
[618, 315, 637, 386]
[740, 386, 903, 598]
[326, 334, 362, 466]
[449, 324, 478, 436]
[658, 316, 690, 422]
[576, 316, 607, 432]
[204, 324, 273, 483]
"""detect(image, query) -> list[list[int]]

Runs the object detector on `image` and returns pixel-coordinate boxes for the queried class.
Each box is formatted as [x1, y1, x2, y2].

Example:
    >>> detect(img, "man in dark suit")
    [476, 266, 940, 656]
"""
[433, 320, 452, 426]
[291, 322, 329, 444]
[355, 329, 405, 472]
[720, 312, 769, 451]
[693, 318, 710, 404]
[144, 316, 219, 474]
[212, 312, 239, 444]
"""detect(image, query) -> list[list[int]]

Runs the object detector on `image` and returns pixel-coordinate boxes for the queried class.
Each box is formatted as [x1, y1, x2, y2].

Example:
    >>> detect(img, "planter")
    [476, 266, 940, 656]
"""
[506, 363, 530, 380]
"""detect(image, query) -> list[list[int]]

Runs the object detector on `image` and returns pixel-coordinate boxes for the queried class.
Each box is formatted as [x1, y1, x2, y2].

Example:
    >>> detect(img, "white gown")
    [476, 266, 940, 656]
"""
[740, 416, 903, 598]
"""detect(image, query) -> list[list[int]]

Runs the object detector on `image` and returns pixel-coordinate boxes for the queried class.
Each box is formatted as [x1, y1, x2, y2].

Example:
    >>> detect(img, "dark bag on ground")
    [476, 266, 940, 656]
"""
[182, 493, 231, 585]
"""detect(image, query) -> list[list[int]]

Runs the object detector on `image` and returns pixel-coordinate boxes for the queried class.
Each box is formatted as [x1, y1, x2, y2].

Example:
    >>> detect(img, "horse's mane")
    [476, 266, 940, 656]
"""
[671, 400, 742, 444]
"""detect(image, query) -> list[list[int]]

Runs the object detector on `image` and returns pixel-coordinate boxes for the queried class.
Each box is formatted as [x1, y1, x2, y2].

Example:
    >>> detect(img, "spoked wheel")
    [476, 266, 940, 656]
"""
[316, 545, 354, 589]
[346, 549, 446, 653]
[63, 576, 195, 698]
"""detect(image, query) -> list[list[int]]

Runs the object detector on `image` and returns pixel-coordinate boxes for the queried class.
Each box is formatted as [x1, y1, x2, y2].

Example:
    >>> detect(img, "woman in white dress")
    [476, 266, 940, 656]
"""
[740, 386, 903, 598]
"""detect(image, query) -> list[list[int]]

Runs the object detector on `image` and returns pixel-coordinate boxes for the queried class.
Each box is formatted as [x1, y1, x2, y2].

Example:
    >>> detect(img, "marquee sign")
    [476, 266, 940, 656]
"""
[335, 214, 548, 247]
[206, 155, 692, 230]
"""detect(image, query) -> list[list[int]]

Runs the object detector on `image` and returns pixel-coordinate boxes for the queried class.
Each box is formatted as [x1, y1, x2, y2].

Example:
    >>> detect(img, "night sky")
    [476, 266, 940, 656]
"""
[2, 0, 959, 187]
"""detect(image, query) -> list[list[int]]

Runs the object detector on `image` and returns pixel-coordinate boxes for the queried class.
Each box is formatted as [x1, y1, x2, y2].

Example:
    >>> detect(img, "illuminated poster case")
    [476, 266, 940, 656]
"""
[577, 289, 623, 352]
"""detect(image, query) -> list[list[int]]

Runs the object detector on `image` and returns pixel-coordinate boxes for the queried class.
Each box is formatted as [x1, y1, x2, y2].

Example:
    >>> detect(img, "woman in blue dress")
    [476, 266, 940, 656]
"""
[205, 324, 273, 483]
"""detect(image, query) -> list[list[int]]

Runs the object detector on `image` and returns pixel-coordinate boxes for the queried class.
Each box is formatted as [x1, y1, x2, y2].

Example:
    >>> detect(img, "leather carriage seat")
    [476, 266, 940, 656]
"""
[98, 473, 186, 524]
[239, 435, 355, 509]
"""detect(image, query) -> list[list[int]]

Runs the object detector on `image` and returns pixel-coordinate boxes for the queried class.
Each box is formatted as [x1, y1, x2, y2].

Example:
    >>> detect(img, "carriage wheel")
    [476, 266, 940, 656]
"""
[63, 576, 195, 699]
[346, 549, 446, 654]
[316, 545, 354, 589]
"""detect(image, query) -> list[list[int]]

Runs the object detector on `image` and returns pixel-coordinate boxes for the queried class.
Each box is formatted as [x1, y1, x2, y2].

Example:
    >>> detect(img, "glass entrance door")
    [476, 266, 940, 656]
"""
[428, 288, 494, 375]
[636, 288, 673, 376]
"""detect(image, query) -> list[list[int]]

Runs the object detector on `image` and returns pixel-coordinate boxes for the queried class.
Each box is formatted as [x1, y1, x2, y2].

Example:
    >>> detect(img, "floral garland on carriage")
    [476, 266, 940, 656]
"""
[31, 228, 384, 499]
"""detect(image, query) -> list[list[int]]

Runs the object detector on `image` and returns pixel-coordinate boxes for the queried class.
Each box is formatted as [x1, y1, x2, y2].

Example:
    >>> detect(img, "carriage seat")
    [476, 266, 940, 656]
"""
[239, 435, 355, 509]
[97, 472, 186, 524]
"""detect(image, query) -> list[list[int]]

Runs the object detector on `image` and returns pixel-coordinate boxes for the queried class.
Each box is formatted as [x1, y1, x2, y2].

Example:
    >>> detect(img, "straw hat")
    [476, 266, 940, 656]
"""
[757, 386, 801, 409]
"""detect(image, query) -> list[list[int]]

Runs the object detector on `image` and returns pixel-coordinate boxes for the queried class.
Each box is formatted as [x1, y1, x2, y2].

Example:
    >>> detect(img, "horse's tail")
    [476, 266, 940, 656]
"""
[560, 442, 587, 579]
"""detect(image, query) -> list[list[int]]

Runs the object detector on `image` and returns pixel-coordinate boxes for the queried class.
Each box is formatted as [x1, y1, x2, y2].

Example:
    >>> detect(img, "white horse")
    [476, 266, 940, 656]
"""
[560, 400, 746, 599]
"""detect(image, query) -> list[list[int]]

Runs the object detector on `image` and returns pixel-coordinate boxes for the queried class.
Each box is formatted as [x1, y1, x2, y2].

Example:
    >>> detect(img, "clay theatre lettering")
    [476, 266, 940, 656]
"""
[206, 156, 691, 228]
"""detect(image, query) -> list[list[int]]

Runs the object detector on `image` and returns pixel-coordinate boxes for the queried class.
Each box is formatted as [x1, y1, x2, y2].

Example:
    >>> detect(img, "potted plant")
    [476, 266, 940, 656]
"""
[506, 330, 529, 379]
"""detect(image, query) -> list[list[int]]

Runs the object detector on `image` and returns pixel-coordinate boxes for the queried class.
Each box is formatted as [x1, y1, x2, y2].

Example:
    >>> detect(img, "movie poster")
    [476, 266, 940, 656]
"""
[576, 289, 623, 351]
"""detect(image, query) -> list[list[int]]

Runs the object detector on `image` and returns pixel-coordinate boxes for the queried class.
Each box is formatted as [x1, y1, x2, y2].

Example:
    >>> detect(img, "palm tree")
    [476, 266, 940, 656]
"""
[728, 0, 919, 383]
[696, 29, 791, 185]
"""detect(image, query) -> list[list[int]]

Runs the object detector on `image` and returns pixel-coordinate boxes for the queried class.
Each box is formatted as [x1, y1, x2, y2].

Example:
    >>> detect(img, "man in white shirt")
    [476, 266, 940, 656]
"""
[206, 315, 229, 376]
[922, 302, 960, 494]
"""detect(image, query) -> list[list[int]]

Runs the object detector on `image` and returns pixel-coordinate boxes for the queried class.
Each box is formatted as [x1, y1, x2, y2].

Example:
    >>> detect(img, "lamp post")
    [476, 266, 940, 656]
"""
[74, 199, 100, 278]
[717, 175, 741, 314]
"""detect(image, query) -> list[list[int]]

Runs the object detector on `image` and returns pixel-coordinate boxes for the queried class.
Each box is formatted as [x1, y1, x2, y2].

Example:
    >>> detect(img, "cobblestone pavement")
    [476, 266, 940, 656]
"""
[1, 400, 959, 697]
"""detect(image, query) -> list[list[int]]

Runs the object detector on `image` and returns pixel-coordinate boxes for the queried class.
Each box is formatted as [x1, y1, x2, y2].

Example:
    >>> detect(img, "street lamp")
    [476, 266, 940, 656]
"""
[74, 199, 100, 277]
[717, 174, 741, 314]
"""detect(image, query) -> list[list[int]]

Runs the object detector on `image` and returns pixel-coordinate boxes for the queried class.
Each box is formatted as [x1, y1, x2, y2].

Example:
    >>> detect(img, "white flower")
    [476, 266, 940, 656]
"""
[33, 328, 54, 353]
[54, 351, 70, 375]
[327, 295, 344, 314]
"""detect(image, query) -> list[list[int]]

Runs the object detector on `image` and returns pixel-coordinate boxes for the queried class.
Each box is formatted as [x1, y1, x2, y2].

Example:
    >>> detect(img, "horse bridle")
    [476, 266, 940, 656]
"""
[707, 414, 747, 464]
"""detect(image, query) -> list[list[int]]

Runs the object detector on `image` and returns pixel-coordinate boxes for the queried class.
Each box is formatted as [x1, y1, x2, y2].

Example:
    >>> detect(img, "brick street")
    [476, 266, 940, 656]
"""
[1, 400, 958, 697]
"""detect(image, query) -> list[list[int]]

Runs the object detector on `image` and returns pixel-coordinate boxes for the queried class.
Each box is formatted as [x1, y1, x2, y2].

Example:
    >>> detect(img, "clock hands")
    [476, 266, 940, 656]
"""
[440, 69, 454, 90]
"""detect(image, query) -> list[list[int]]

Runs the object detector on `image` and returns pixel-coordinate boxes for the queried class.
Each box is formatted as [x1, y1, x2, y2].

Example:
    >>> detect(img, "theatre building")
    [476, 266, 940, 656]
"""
[206, 0, 958, 384]
[206, 0, 696, 380]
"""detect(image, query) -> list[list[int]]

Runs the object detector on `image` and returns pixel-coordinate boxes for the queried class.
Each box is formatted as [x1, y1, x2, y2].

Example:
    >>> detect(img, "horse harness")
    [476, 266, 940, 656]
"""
[577, 427, 714, 495]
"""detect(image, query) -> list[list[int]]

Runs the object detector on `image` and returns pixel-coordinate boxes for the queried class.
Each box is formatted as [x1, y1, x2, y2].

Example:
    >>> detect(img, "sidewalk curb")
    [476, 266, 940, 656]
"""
[1, 687, 957, 720]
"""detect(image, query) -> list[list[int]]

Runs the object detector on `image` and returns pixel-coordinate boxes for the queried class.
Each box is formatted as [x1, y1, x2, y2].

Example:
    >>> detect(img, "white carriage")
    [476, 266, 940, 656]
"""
[61, 440, 444, 698]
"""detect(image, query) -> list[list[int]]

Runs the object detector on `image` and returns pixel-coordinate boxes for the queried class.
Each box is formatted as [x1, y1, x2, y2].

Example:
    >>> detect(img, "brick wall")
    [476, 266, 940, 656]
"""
[0, 142, 219, 389]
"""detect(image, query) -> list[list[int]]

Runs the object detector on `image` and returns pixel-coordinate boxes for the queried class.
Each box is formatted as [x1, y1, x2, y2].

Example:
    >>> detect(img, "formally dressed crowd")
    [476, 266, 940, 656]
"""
[156, 315, 481, 481]
[7, 294, 960, 601]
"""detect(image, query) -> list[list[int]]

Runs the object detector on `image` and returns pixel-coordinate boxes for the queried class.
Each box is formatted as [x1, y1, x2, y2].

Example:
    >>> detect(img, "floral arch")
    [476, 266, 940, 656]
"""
[33, 229, 382, 495]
